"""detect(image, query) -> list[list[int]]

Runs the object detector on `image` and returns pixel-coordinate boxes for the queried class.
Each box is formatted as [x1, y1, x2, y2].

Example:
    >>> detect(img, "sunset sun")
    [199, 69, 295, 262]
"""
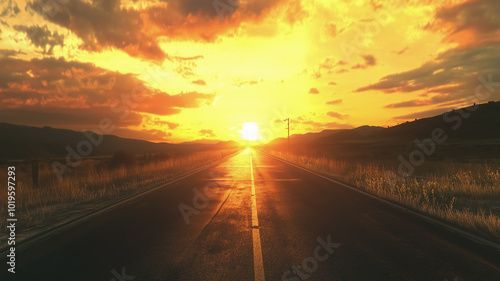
[240, 122, 259, 141]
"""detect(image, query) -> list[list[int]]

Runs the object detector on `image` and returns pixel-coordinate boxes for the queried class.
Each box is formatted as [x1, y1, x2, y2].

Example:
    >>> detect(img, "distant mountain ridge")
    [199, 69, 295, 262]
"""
[268, 101, 500, 146]
[264, 101, 500, 159]
[0, 122, 239, 160]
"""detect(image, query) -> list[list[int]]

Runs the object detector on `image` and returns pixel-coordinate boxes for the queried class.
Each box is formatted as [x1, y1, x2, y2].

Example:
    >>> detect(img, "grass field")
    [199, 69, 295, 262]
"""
[265, 149, 500, 241]
[0, 148, 240, 239]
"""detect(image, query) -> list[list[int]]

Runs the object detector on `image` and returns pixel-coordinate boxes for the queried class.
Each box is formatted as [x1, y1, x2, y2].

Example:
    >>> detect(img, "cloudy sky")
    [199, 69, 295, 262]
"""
[0, 0, 499, 142]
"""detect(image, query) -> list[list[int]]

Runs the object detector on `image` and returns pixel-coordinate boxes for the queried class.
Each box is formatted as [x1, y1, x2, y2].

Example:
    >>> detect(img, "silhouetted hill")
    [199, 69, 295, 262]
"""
[264, 101, 500, 160]
[0, 123, 239, 160]
[179, 139, 222, 145]
[316, 126, 386, 143]
[377, 101, 500, 142]
[211, 140, 240, 149]
[267, 129, 346, 146]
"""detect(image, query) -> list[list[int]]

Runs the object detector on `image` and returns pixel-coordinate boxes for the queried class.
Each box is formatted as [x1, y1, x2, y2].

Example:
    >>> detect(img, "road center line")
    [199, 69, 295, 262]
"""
[250, 150, 266, 281]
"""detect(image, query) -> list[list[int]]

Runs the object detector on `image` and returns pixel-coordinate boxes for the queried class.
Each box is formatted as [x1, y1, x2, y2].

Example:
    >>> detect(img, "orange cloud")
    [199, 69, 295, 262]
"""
[0, 57, 215, 133]
[351, 54, 377, 70]
[309, 88, 320, 94]
[136, 92, 215, 115]
[26, 0, 293, 61]
[297, 120, 354, 130]
[192, 79, 207, 86]
[199, 129, 216, 138]
[327, 111, 349, 119]
[326, 99, 343, 105]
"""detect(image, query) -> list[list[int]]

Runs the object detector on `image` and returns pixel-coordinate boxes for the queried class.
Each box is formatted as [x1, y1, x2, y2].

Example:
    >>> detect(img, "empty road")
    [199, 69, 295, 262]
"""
[2, 148, 500, 280]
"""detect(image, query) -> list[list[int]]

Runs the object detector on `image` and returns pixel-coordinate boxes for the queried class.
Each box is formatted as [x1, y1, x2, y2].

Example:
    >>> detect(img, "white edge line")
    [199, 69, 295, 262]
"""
[259, 150, 500, 252]
[0, 150, 243, 258]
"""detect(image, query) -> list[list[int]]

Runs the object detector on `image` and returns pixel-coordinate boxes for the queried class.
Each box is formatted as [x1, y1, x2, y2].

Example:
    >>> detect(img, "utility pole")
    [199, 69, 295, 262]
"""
[284, 118, 290, 153]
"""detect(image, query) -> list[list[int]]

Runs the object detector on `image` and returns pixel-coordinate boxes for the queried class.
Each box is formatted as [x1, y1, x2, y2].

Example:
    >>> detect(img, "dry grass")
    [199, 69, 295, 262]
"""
[267, 150, 500, 241]
[0, 148, 240, 235]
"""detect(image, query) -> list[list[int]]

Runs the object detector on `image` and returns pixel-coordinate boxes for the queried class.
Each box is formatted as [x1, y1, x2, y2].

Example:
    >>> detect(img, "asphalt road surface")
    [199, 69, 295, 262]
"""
[2, 148, 500, 281]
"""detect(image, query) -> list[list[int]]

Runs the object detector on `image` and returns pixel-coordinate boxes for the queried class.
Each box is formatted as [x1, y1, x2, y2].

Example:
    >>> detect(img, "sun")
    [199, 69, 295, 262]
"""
[240, 122, 259, 141]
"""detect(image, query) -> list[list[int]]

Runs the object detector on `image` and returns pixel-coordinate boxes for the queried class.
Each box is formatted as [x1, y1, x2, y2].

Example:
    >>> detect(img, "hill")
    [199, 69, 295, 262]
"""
[0, 123, 239, 160]
[263, 101, 500, 160]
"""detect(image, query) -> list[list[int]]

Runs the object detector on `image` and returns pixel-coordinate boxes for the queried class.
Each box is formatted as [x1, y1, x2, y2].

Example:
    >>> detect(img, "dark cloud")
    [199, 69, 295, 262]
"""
[172, 55, 205, 79]
[384, 100, 430, 109]
[143, 116, 179, 130]
[199, 129, 216, 137]
[356, 0, 500, 113]
[0, 57, 215, 131]
[172, 55, 204, 61]
[309, 88, 319, 94]
[28, 0, 166, 61]
[351, 64, 364, 70]
[361, 0, 500, 113]
[14, 25, 64, 54]
[148, 119, 179, 130]
[174, 65, 195, 78]
[351, 54, 377, 70]
[326, 99, 343, 105]
[0, 49, 25, 58]
[192, 79, 207, 86]
[363, 54, 376, 66]
[319, 57, 336, 71]
[140, 0, 288, 43]
[327, 111, 349, 119]
[356, 43, 500, 107]
[325, 23, 345, 38]
[0, 0, 20, 18]
[394, 46, 409, 55]
[315, 57, 346, 76]
[370, 0, 383, 11]
[384, 94, 453, 108]
[298, 120, 354, 130]
[136, 92, 215, 115]
[309, 57, 351, 78]
[429, 0, 500, 46]
[234, 79, 259, 87]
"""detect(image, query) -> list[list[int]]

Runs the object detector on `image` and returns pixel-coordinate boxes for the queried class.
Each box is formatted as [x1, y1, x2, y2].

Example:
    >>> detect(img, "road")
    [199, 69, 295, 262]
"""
[2, 148, 500, 281]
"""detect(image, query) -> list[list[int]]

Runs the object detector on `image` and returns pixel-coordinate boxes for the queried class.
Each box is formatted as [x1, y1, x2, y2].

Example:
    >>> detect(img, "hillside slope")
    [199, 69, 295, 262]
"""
[0, 123, 239, 160]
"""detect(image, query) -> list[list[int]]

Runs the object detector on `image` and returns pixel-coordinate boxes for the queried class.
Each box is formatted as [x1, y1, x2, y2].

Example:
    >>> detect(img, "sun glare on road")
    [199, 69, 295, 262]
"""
[240, 122, 259, 141]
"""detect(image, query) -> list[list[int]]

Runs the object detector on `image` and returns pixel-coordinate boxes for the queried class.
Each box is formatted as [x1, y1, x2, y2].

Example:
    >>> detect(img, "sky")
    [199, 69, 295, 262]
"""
[0, 0, 499, 143]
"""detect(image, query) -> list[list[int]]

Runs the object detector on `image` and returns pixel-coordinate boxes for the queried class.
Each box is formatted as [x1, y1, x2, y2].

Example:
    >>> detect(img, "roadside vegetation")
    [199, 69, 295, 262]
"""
[265, 149, 500, 241]
[0, 148, 240, 240]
